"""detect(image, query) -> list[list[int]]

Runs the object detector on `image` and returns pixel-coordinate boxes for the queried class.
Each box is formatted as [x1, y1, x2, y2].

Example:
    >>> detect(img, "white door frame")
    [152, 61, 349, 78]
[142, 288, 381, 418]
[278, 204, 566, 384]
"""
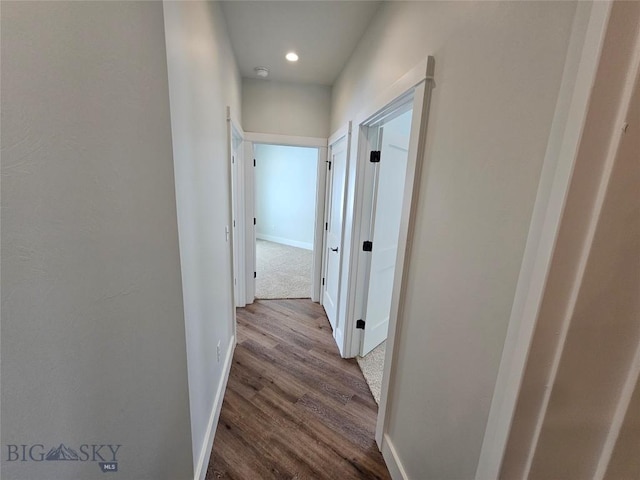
[243, 140, 256, 305]
[338, 58, 436, 356]
[357, 104, 414, 357]
[320, 122, 352, 349]
[243, 132, 328, 303]
[332, 58, 437, 452]
[227, 108, 245, 309]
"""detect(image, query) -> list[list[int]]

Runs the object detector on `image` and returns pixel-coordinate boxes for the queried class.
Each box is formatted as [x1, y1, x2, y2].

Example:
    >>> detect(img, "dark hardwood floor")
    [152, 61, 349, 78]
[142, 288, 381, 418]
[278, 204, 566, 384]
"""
[206, 299, 391, 480]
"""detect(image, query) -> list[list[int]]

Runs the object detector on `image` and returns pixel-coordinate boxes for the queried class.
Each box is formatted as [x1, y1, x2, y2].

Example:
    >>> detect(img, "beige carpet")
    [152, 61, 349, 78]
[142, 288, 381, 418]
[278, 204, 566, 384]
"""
[356, 341, 386, 404]
[256, 239, 313, 299]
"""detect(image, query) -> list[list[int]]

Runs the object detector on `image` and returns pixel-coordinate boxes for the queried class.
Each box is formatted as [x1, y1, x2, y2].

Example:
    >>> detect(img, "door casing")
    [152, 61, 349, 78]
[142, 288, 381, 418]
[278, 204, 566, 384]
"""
[331, 58, 437, 449]
[241, 132, 328, 305]
[359, 108, 413, 357]
[320, 123, 352, 347]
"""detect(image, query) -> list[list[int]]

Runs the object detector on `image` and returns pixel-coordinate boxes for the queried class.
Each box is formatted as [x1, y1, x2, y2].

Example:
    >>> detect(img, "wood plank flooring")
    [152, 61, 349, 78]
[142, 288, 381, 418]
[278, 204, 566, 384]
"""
[206, 299, 391, 480]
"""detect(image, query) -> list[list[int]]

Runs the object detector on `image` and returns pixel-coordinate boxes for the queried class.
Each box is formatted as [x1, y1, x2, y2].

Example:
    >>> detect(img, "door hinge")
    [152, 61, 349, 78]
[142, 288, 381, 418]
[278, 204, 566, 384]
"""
[325, 222, 328, 231]
[233, 220, 236, 227]
[254, 217, 256, 225]
[356, 319, 366, 329]
[254, 272, 257, 279]
[232, 155, 235, 164]
[362, 241, 373, 252]
[327, 160, 332, 170]
[322, 277, 325, 286]
[370, 150, 381, 163]
[253, 159, 256, 167]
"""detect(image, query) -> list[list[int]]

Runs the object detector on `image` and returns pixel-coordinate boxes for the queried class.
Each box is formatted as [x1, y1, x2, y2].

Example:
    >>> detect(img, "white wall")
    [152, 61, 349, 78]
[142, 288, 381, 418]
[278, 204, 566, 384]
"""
[1, 2, 193, 479]
[162, 1, 241, 476]
[243, 78, 331, 138]
[254, 144, 318, 250]
[330, 1, 580, 478]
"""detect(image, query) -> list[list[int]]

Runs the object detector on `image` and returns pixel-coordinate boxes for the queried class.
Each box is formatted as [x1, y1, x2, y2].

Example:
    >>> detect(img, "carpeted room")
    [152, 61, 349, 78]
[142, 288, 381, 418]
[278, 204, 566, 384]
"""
[254, 143, 318, 300]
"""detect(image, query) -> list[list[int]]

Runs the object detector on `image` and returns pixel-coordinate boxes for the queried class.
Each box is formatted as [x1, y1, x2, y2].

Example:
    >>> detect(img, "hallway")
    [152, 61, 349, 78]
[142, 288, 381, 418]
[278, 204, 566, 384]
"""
[207, 300, 390, 479]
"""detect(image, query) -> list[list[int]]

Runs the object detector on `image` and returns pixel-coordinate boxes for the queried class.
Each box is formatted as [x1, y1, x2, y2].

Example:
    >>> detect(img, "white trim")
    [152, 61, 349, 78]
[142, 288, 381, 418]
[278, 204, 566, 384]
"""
[381, 434, 409, 480]
[341, 56, 435, 357]
[244, 141, 256, 305]
[226, 107, 242, 325]
[245, 131, 327, 148]
[342, 124, 370, 357]
[474, 3, 619, 477]
[228, 109, 245, 309]
[247, 136, 328, 304]
[328, 123, 351, 147]
[193, 335, 236, 480]
[354, 57, 433, 128]
[256, 233, 313, 251]
[312, 146, 328, 302]
[374, 62, 437, 446]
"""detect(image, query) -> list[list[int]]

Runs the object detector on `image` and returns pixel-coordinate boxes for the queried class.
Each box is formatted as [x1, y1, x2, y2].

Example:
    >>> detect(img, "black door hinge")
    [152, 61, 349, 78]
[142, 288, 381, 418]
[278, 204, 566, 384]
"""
[253, 159, 256, 167]
[325, 222, 328, 231]
[363, 241, 373, 252]
[322, 278, 325, 286]
[327, 160, 332, 170]
[254, 217, 256, 225]
[233, 220, 236, 227]
[356, 319, 366, 329]
[370, 151, 381, 163]
[254, 272, 257, 279]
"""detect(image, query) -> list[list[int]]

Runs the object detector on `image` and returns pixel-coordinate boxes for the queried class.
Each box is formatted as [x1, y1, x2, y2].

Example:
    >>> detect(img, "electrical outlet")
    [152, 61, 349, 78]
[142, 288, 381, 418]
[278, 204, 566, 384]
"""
[217, 341, 221, 363]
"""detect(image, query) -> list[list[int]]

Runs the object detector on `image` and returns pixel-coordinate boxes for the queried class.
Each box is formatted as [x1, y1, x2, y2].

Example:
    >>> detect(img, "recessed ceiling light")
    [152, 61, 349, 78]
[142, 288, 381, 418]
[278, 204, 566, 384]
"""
[254, 66, 269, 78]
[286, 52, 299, 62]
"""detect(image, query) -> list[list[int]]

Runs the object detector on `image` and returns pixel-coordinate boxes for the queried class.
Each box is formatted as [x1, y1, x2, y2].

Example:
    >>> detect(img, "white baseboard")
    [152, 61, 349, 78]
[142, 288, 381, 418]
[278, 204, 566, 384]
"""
[193, 335, 236, 480]
[256, 233, 313, 251]
[382, 434, 409, 480]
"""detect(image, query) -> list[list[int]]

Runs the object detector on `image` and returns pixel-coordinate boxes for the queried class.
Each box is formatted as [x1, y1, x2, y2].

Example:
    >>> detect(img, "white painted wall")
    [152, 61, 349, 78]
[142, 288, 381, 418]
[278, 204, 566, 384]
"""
[243, 78, 331, 138]
[1, 2, 193, 479]
[254, 144, 318, 250]
[163, 1, 241, 476]
[331, 1, 581, 478]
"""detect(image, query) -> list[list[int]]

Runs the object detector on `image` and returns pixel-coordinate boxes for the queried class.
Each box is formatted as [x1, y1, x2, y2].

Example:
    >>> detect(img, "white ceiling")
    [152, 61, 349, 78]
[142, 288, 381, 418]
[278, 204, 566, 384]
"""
[220, 1, 382, 86]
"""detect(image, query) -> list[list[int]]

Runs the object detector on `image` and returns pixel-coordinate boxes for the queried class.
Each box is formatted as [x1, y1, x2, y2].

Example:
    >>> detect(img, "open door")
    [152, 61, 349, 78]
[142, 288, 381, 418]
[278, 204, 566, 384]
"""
[322, 134, 348, 331]
[244, 140, 256, 305]
[361, 109, 413, 356]
[230, 125, 245, 307]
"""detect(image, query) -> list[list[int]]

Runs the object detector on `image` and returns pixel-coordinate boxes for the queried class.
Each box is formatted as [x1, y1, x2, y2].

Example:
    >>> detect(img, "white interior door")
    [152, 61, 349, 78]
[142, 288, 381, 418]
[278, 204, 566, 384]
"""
[361, 109, 413, 355]
[244, 141, 256, 304]
[322, 136, 347, 330]
[231, 132, 244, 307]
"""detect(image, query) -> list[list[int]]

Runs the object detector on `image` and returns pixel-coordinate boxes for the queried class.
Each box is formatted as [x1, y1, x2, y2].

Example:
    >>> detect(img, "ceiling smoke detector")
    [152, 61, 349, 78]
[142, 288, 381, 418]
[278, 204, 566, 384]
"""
[254, 66, 269, 78]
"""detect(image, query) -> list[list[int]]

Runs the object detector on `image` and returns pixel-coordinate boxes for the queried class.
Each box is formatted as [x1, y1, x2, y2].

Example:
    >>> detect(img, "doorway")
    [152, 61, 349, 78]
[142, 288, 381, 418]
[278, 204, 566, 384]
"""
[356, 107, 414, 403]
[253, 144, 319, 299]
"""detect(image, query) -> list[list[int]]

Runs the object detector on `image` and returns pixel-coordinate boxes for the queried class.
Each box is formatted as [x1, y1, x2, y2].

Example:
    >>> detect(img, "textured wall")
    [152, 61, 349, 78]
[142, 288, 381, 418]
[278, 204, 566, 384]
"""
[163, 0, 242, 473]
[1, 2, 192, 479]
